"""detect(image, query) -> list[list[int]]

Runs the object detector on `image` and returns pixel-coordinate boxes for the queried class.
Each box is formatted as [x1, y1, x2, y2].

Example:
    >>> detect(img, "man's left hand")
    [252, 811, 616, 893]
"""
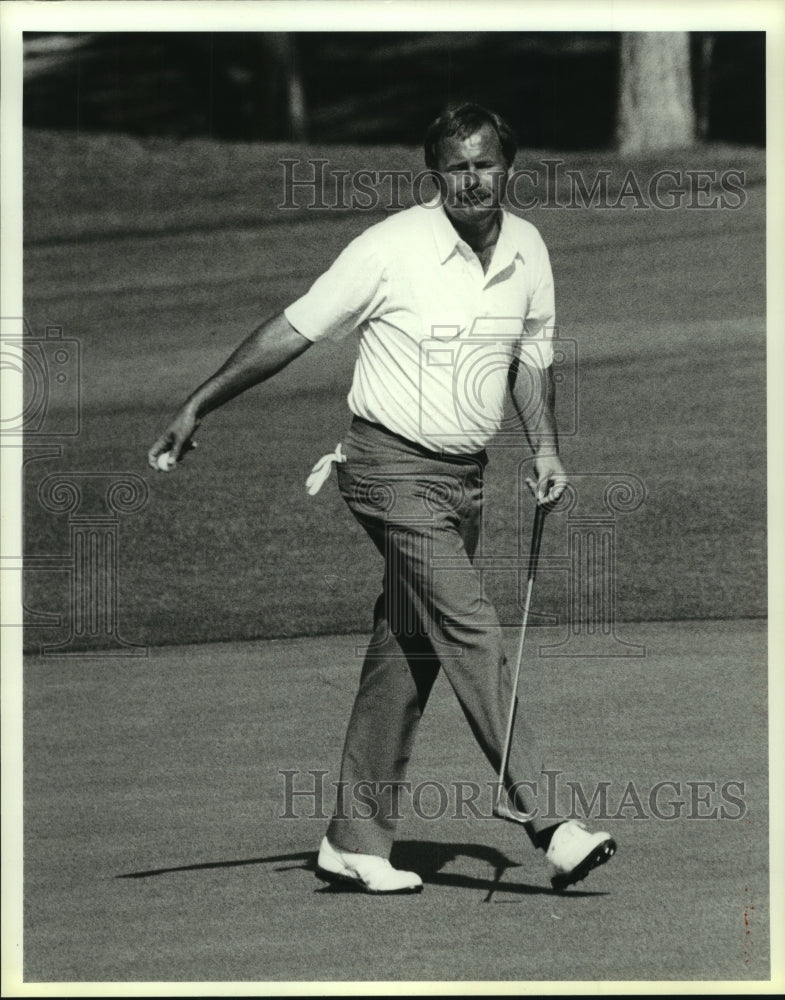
[526, 453, 568, 507]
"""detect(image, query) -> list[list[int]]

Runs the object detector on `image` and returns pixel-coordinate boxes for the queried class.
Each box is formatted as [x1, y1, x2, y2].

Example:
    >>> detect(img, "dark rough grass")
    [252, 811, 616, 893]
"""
[21, 620, 768, 982]
[21, 131, 766, 650]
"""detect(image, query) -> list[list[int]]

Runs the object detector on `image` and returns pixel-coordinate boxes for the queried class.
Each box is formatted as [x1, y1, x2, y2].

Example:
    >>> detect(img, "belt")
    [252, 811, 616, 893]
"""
[351, 416, 488, 466]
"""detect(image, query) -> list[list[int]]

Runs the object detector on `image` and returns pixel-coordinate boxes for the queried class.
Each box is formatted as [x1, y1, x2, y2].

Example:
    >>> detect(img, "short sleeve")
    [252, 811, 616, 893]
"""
[517, 235, 555, 370]
[284, 230, 388, 343]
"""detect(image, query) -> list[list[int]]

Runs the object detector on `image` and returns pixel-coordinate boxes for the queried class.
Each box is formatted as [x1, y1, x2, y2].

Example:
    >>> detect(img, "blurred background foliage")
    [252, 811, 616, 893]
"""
[23, 31, 765, 149]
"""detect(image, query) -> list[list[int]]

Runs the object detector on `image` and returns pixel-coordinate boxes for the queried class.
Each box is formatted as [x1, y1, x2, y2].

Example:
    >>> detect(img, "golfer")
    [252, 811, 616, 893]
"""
[149, 104, 616, 894]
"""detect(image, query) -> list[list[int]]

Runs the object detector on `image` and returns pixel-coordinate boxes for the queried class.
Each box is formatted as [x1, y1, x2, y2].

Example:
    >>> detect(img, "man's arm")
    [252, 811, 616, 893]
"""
[508, 360, 567, 505]
[147, 312, 311, 470]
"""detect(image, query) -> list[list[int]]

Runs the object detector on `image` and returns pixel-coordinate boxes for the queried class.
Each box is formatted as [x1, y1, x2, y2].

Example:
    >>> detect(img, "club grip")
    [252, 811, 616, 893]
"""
[528, 502, 547, 583]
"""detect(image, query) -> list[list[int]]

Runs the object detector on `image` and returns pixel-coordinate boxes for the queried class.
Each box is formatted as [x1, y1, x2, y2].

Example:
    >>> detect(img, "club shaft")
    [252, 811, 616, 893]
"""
[495, 503, 546, 817]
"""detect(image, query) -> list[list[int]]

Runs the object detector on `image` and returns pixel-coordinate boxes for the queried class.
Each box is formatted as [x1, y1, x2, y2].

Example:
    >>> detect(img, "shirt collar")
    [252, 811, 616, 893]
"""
[426, 197, 523, 270]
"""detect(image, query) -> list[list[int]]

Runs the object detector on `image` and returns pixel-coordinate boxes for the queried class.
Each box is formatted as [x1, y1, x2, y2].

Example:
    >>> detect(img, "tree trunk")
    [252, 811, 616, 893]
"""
[695, 33, 715, 141]
[258, 33, 307, 141]
[617, 33, 695, 153]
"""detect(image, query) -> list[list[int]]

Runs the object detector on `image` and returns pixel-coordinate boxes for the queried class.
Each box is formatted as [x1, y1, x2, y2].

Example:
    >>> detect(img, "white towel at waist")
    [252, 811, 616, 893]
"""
[305, 443, 346, 496]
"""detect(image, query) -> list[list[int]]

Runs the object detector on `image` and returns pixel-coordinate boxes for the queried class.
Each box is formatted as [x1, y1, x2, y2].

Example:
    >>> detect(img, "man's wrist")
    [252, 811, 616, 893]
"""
[186, 389, 213, 421]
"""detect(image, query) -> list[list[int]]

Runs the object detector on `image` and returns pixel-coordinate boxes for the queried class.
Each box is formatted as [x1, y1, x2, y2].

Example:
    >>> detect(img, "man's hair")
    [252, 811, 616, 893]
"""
[423, 103, 517, 170]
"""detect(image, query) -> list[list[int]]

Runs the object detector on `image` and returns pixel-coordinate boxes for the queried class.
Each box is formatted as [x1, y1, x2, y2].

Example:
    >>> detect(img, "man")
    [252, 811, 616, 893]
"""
[148, 104, 616, 894]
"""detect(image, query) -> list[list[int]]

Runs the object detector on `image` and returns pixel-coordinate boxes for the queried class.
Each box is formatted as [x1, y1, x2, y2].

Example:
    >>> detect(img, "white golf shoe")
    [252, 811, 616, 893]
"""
[545, 820, 616, 890]
[316, 837, 423, 894]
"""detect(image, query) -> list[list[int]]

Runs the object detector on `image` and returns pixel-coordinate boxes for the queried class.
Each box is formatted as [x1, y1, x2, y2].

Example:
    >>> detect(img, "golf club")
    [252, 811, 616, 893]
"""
[493, 496, 548, 823]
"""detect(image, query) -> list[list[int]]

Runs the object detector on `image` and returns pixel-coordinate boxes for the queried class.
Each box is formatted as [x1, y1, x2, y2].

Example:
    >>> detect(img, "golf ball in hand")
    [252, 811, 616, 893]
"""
[156, 451, 176, 471]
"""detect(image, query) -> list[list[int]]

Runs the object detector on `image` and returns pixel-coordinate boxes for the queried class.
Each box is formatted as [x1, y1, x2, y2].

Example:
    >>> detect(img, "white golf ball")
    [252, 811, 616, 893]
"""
[156, 451, 175, 471]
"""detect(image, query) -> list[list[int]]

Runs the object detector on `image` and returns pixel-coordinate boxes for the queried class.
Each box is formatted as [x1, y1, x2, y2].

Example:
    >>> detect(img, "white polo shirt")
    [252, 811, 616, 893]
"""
[284, 201, 556, 454]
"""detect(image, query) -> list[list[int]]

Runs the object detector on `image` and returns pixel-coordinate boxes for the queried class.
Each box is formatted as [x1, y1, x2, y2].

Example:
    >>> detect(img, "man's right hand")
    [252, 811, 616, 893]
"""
[147, 405, 200, 472]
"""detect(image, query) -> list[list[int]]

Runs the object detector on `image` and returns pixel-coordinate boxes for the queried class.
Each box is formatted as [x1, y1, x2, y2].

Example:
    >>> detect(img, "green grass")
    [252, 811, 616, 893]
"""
[21, 620, 769, 981]
[21, 130, 766, 650]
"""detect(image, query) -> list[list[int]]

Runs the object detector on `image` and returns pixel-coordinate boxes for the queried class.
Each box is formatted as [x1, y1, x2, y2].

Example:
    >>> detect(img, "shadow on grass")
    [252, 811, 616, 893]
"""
[116, 840, 607, 898]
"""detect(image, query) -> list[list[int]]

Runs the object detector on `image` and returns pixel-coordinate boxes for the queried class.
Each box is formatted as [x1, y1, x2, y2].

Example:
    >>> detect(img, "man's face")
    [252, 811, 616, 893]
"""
[434, 123, 510, 228]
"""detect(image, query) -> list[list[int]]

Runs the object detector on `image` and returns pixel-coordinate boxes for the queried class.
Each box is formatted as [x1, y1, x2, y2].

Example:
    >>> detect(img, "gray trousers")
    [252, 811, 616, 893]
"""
[326, 417, 549, 856]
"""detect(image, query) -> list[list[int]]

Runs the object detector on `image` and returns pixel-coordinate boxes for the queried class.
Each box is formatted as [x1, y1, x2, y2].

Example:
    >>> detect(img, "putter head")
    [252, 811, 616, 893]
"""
[493, 794, 534, 826]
